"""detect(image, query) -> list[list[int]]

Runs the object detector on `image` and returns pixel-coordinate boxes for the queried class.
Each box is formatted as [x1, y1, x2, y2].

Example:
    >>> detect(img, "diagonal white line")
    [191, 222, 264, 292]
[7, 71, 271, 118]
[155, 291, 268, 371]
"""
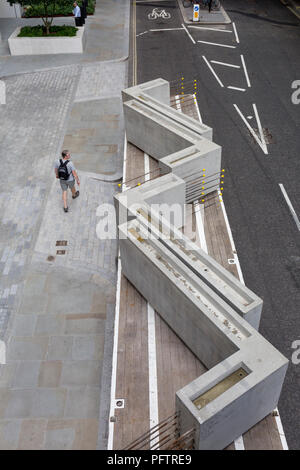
[253, 103, 268, 154]
[233, 22, 240, 43]
[150, 27, 184, 32]
[182, 23, 196, 44]
[233, 104, 268, 155]
[241, 55, 251, 87]
[188, 26, 233, 33]
[198, 40, 236, 48]
[228, 86, 246, 92]
[202, 56, 224, 87]
[279, 184, 300, 231]
[211, 60, 241, 69]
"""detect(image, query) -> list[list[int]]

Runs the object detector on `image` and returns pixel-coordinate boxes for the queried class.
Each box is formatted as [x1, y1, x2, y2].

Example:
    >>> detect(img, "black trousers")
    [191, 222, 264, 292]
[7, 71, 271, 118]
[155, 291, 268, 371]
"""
[75, 17, 83, 26]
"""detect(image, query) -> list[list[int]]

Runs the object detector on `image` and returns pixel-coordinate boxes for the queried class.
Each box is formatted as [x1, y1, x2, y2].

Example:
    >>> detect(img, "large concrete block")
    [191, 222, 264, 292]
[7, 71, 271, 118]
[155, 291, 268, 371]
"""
[122, 78, 171, 106]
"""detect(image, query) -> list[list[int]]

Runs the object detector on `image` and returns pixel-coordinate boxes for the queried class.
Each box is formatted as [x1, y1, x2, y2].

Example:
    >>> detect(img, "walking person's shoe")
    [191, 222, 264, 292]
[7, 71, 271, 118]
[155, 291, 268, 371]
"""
[64, 207, 69, 213]
[72, 190, 80, 199]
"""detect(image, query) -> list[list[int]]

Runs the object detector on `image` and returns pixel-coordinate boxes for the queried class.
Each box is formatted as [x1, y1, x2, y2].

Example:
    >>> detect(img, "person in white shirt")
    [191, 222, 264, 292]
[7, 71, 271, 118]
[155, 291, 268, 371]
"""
[73, 2, 82, 27]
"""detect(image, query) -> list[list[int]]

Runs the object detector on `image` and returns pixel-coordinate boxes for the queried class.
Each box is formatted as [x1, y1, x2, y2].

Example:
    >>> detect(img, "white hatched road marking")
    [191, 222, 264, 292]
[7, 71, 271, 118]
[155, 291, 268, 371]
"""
[232, 22, 240, 43]
[202, 56, 224, 87]
[182, 23, 196, 44]
[228, 86, 246, 92]
[241, 54, 251, 87]
[211, 60, 241, 69]
[198, 40, 236, 49]
[234, 103, 268, 155]
[188, 25, 233, 33]
[279, 184, 300, 231]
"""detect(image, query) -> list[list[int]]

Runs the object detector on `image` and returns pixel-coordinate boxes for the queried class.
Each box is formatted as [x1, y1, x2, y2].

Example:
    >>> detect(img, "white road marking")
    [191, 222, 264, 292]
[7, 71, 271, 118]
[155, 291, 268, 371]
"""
[147, 303, 159, 444]
[193, 94, 202, 123]
[182, 23, 196, 44]
[211, 60, 241, 69]
[188, 26, 233, 33]
[253, 103, 268, 154]
[107, 256, 122, 450]
[233, 104, 268, 155]
[150, 27, 184, 32]
[202, 56, 224, 88]
[136, 30, 149, 37]
[232, 22, 240, 43]
[175, 95, 182, 112]
[247, 115, 253, 120]
[241, 54, 251, 88]
[279, 184, 300, 231]
[194, 201, 208, 253]
[274, 407, 289, 450]
[198, 40, 236, 49]
[227, 86, 246, 92]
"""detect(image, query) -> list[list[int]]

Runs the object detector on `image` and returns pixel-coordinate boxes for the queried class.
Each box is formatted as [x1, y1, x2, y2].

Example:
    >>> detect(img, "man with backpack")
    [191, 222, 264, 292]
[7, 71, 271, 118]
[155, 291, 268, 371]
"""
[54, 150, 80, 213]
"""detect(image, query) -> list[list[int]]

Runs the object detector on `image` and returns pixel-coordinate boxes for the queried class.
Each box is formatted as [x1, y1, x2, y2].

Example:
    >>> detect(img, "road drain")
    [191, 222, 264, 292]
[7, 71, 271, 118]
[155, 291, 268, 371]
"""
[250, 128, 274, 144]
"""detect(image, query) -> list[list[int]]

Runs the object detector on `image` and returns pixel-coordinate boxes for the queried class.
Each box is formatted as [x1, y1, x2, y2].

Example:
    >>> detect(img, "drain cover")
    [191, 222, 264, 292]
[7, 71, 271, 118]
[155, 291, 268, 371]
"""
[56, 240, 67, 246]
[250, 128, 274, 144]
[47, 255, 55, 262]
[56, 250, 66, 255]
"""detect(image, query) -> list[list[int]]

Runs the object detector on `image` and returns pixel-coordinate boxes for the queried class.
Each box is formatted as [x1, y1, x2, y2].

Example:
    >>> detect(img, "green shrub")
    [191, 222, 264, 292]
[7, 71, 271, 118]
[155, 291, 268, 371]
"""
[24, 0, 95, 17]
[18, 25, 78, 37]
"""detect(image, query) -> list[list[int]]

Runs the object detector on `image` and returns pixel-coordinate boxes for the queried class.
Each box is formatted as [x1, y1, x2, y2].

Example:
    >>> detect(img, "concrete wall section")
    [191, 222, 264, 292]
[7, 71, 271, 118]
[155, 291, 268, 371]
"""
[8, 26, 85, 55]
[122, 78, 170, 105]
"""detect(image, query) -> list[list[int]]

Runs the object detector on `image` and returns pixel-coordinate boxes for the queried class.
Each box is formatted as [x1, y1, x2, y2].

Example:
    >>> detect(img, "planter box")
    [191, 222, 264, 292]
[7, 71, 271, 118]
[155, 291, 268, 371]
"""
[8, 26, 85, 55]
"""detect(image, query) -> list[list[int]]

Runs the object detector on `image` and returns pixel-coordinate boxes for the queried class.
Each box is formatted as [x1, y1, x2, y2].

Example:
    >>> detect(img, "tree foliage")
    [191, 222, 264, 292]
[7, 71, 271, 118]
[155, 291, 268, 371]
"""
[7, 0, 65, 34]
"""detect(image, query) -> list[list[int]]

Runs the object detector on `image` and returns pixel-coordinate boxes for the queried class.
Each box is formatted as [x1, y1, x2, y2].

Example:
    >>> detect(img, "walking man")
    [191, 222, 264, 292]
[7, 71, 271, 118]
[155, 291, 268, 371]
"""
[55, 150, 80, 213]
[73, 2, 82, 26]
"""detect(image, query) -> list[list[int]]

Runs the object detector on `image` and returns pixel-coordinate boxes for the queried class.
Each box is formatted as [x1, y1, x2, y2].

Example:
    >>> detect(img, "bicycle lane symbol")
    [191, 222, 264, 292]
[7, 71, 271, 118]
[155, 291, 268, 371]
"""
[148, 8, 171, 20]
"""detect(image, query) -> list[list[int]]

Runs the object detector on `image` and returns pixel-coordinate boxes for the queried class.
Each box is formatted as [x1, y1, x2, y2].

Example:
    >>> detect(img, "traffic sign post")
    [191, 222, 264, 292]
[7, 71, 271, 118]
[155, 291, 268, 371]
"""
[193, 3, 199, 22]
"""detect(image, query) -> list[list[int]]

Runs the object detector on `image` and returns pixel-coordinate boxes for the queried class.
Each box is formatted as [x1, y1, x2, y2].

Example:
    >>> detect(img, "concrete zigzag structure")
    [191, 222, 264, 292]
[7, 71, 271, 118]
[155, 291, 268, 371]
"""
[115, 79, 288, 450]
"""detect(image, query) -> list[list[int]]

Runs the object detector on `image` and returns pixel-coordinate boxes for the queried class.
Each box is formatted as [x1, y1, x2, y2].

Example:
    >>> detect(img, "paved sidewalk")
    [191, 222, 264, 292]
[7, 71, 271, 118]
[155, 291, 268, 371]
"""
[178, 0, 231, 24]
[0, 0, 130, 77]
[0, 0, 129, 450]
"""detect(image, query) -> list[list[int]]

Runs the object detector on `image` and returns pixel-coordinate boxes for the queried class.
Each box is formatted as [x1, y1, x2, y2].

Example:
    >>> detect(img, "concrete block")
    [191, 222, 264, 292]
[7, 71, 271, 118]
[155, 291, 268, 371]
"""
[122, 78, 171, 105]
[8, 26, 85, 56]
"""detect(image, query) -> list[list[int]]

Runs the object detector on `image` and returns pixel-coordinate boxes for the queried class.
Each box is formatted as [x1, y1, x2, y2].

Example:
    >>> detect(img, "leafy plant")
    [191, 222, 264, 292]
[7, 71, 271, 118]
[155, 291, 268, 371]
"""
[18, 25, 78, 37]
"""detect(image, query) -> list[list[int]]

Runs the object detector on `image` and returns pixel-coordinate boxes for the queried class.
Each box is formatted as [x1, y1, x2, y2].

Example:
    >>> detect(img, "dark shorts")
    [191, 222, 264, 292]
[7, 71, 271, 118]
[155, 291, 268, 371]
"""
[60, 179, 75, 191]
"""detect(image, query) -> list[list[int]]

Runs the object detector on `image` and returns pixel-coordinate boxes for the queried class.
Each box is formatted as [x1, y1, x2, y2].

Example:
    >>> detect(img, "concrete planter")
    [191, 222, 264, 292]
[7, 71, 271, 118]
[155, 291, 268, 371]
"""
[8, 26, 85, 55]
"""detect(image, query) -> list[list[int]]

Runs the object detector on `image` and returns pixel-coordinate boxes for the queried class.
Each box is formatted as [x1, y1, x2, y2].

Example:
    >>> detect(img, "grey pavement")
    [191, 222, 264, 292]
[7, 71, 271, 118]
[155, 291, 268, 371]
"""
[0, 0, 130, 77]
[0, 0, 129, 450]
[178, 0, 231, 24]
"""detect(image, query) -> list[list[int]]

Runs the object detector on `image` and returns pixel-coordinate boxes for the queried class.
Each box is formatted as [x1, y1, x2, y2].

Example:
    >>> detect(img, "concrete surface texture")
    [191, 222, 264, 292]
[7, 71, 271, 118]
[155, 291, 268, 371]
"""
[117, 80, 289, 450]
[8, 26, 86, 56]
[177, 0, 231, 24]
[0, 0, 130, 76]
[0, 0, 129, 450]
[122, 79, 219, 201]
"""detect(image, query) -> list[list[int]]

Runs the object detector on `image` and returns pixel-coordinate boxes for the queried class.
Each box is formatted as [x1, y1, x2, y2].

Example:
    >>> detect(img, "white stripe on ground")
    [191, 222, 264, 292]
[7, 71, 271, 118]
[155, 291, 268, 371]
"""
[253, 103, 268, 154]
[233, 104, 268, 155]
[279, 184, 300, 231]
[107, 256, 122, 450]
[145, 153, 160, 443]
[241, 54, 251, 87]
[202, 56, 224, 87]
[175, 95, 182, 112]
[227, 86, 246, 92]
[182, 23, 196, 44]
[150, 27, 184, 32]
[232, 22, 240, 43]
[198, 40, 236, 48]
[188, 26, 232, 33]
[193, 94, 202, 123]
[194, 201, 208, 253]
[274, 407, 289, 450]
[211, 60, 241, 69]
[147, 303, 159, 445]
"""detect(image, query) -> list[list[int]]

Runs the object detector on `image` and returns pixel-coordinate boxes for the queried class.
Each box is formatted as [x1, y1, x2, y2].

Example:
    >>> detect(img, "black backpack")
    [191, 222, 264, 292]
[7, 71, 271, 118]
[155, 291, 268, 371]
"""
[58, 159, 70, 180]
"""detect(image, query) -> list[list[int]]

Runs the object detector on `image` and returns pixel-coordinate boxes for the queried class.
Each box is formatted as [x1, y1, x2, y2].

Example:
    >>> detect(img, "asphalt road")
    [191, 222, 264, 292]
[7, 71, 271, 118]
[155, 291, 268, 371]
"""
[133, 0, 300, 449]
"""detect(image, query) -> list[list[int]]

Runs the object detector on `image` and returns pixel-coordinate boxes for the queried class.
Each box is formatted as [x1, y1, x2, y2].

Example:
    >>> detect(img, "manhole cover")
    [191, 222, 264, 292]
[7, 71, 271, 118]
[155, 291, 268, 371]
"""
[47, 255, 55, 262]
[56, 240, 67, 246]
